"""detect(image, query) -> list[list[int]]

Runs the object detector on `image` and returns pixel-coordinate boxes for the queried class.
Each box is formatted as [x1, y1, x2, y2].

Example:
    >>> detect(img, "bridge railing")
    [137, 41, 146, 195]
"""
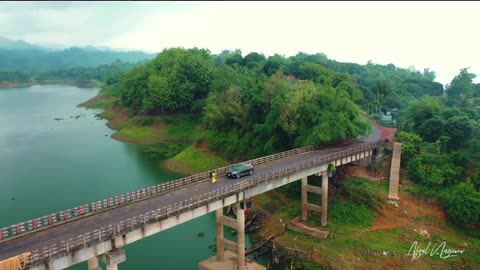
[0, 139, 352, 242]
[25, 140, 382, 267]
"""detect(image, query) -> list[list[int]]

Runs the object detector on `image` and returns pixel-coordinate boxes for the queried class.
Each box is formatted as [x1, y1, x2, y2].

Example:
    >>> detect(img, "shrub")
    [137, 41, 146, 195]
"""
[137, 116, 154, 126]
[444, 183, 480, 225]
[329, 198, 375, 227]
[367, 159, 379, 172]
[339, 179, 384, 211]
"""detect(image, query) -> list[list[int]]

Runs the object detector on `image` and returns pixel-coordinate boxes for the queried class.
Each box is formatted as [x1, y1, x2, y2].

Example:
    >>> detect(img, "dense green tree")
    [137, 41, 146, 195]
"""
[35, 59, 139, 84]
[205, 69, 370, 159]
[446, 68, 476, 100]
[404, 96, 443, 131]
[263, 54, 290, 76]
[242, 52, 266, 69]
[473, 169, 480, 192]
[417, 117, 444, 142]
[120, 66, 149, 111]
[120, 48, 214, 113]
[444, 183, 480, 225]
[396, 131, 422, 161]
[224, 49, 243, 67]
[443, 116, 473, 149]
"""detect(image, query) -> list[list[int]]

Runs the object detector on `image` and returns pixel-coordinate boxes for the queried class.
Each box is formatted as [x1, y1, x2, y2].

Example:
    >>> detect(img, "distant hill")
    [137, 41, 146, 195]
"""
[0, 37, 157, 72]
[0, 36, 47, 51]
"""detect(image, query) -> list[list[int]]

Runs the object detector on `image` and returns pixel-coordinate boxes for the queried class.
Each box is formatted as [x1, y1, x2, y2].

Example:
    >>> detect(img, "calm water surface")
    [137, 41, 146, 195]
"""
[0, 85, 258, 270]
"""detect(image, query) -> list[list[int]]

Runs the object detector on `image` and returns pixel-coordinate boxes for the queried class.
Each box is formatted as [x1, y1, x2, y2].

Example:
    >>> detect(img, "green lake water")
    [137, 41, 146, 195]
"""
[0, 85, 261, 270]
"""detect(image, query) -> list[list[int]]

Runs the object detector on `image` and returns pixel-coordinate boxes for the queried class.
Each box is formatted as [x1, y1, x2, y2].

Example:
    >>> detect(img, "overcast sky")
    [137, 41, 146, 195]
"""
[1, 1, 479, 86]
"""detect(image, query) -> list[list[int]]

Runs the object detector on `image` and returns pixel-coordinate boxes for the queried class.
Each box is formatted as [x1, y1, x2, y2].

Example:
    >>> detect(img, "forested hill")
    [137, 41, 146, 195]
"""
[118, 48, 450, 159]
[0, 47, 156, 72]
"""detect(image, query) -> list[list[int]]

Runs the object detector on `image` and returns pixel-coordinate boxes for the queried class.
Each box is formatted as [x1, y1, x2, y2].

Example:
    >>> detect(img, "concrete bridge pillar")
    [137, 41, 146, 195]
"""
[215, 208, 225, 261]
[301, 177, 308, 221]
[100, 249, 125, 270]
[214, 203, 245, 268]
[88, 257, 102, 270]
[300, 175, 323, 222]
[236, 202, 245, 270]
[388, 143, 402, 201]
[321, 171, 328, 226]
[201, 202, 264, 270]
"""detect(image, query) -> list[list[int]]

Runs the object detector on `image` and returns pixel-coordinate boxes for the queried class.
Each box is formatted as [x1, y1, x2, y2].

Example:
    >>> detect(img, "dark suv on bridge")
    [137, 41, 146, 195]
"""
[227, 162, 254, 179]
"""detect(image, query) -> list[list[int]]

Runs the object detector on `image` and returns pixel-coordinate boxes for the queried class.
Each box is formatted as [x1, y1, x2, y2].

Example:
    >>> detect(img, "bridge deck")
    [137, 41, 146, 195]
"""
[0, 128, 381, 261]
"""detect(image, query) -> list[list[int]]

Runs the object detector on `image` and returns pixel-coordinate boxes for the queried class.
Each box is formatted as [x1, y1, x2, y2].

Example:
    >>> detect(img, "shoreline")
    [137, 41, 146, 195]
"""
[79, 87, 229, 175]
[0, 79, 102, 89]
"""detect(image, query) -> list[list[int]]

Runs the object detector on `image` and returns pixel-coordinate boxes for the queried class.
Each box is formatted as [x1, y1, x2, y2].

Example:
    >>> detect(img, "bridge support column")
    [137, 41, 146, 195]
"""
[237, 202, 245, 270]
[88, 257, 102, 270]
[321, 171, 328, 227]
[300, 176, 323, 222]
[215, 209, 225, 261]
[301, 177, 308, 221]
[201, 203, 264, 270]
[388, 143, 402, 201]
[100, 249, 125, 270]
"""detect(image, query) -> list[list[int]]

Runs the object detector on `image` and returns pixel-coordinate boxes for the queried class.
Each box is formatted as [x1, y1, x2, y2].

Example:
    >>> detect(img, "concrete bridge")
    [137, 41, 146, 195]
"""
[0, 127, 400, 270]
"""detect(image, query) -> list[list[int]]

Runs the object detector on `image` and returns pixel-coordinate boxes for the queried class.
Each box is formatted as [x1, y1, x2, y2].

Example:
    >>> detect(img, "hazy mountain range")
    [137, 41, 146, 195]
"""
[0, 36, 157, 72]
[0, 36, 144, 52]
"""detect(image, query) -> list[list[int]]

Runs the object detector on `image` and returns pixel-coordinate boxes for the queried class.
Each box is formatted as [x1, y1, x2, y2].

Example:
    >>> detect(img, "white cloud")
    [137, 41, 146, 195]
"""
[1, 1, 480, 85]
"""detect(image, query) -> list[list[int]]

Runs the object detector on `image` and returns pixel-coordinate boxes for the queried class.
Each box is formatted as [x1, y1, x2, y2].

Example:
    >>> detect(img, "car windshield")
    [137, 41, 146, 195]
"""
[231, 164, 243, 170]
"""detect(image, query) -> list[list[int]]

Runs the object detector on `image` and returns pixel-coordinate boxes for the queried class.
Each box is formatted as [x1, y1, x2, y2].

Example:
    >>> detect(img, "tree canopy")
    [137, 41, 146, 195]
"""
[120, 48, 214, 114]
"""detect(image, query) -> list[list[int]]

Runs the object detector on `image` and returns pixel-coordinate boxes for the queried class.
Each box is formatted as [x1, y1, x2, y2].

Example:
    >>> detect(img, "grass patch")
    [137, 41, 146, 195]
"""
[79, 83, 121, 109]
[339, 178, 385, 211]
[112, 113, 201, 146]
[358, 227, 410, 252]
[116, 126, 156, 141]
[162, 144, 230, 174]
[96, 109, 117, 120]
[161, 114, 202, 141]
[98, 83, 121, 96]
[326, 198, 375, 228]
[141, 142, 191, 160]
[89, 96, 118, 109]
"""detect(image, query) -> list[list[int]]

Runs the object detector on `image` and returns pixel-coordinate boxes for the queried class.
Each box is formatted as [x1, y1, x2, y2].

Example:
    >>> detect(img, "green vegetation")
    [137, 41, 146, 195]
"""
[304, 178, 382, 228]
[327, 199, 376, 227]
[338, 178, 385, 211]
[395, 69, 480, 227]
[140, 142, 190, 160]
[120, 48, 214, 113]
[162, 144, 230, 174]
[35, 60, 138, 86]
[98, 84, 122, 96]
[162, 114, 203, 142]
[120, 48, 396, 162]
[116, 126, 156, 141]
